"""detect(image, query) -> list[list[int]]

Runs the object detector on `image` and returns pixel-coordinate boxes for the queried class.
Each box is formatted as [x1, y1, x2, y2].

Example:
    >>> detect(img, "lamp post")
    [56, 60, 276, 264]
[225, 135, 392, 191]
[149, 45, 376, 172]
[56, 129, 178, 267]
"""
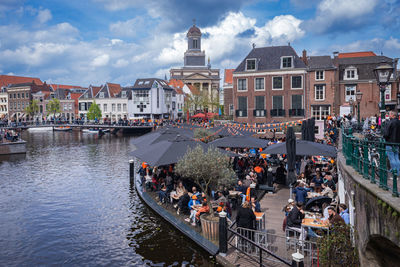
[356, 91, 363, 123]
[374, 62, 394, 128]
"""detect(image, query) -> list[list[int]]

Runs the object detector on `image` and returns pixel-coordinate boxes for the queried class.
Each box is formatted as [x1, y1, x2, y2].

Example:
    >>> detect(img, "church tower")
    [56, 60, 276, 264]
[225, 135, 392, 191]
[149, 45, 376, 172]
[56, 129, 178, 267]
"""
[184, 21, 206, 67]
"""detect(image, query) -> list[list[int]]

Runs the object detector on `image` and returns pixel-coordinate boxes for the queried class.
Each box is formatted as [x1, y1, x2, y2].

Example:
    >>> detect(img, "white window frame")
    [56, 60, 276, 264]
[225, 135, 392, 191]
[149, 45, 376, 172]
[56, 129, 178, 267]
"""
[99, 92, 104, 98]
[344, 66, 358, 80]
[311, 105, 331, 121]
[254, 95, 265, 113]
[229, 104, 234, 116]
[291, 95, 303, 109]
[315, 70, 324, 81]
[246, 58, 257, 71]
[237, 96, 248, 118]
[315, 84, 325, 101]
[345, 85, 356, 102]
[254, 77, 265, 91]
[272, 95, 284, 111]
[272, 76, 284, 90]
[291, 75, 303, 90]
[237, 78, 248, 91]
[281, 56, 293, 69]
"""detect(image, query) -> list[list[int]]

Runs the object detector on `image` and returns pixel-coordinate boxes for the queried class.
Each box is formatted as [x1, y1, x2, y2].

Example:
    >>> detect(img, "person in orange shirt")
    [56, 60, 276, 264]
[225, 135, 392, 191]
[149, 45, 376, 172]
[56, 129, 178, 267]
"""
[195, 202, 210, 222]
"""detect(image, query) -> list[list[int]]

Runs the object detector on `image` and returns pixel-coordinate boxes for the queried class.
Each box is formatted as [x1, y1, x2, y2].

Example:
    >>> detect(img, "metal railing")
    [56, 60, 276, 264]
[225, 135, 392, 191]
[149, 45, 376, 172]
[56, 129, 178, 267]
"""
[0, 119, 154, 128]
[342, 128, 399, 197]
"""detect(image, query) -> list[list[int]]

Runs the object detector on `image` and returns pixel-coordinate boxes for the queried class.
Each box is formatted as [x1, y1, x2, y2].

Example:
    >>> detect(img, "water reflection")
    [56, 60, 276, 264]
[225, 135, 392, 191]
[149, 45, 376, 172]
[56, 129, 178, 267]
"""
[0, 130, 216, 266]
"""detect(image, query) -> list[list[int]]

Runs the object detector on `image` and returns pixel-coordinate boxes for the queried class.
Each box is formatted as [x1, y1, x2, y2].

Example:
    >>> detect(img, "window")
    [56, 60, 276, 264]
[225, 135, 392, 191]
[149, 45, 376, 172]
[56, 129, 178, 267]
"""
[123, 104, 127, 112]
[291, 76, 302, 89]
[99, 92, 104, 98]
[272, 77, 283, 90]
[138, 81, 144, 85]
[345, 85, 356, 102]
[344, 67, 358, 80]
[312, 105, 330, 120]
[26, 92, 28, 98]
[17, 93, 20, 99]
[117, 103, 121, 112]
[13, 93, 16, 99]
[255, 78, 264, 91]
[103, 104, 107, 112]
[22, 102, 24, 109]
[121, 91, 127, 98]
[315, 85, 325, 100]
[193, 39, 198, 49]
[157, 87, 159, 108]
[246, 59, 256, 71]
[254, 96, 265, 117]
[133, 90, 150, 104]
[229, 104, 234, 116]
[316, 71, 324, 80]
[281, 57, 292, 68]
[272, 95, 283, 110]
[112, 104, 116, 112]
[238, 79, 247, 91]
[291, 95, 302, 109]
[237, 96, 247, 117]
[9, 94, 12, 99]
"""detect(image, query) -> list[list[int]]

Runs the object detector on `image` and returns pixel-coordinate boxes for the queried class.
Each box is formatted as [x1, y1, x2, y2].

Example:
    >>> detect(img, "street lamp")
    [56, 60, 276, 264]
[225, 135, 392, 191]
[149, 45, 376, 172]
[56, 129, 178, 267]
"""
[356, 91, 363, 123]
[374, 62, 394, 127]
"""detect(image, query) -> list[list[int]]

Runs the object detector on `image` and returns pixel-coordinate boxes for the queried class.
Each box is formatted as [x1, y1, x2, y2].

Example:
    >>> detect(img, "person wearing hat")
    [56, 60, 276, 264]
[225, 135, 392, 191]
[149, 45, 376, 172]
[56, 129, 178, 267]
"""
[185, 195, 201, 226]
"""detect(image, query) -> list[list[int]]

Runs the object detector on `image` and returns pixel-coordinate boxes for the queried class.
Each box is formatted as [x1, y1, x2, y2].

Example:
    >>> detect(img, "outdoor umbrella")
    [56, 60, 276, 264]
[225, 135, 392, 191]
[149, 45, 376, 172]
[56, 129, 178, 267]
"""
[130, 135, 235, 166]
[131, 128, 192, 148]
[305, 196, 332, 211]
[301, 119, 307, 140]
[286, 127, 297, 186]
[308, 117, 315, 142]
[209, 135, 269, 148]
[262, 140, 337, 158]
[191, 113, 205, 118]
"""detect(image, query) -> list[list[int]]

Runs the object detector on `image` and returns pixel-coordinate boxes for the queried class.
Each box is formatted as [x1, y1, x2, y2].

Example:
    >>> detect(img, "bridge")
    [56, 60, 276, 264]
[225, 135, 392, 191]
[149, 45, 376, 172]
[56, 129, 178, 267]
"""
[339, 129, 400, 267]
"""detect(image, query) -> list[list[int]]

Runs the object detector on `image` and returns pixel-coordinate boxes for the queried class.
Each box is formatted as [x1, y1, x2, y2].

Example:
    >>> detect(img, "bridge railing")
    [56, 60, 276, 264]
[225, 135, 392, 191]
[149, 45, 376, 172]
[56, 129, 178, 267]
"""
[342, 128, 399, 197]
[0, 120, 153, 128]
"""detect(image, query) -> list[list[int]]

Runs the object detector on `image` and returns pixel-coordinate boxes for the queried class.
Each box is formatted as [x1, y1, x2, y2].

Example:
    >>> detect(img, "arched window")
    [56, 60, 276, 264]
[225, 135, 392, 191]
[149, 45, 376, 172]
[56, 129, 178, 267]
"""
[193, 39, 198, 49]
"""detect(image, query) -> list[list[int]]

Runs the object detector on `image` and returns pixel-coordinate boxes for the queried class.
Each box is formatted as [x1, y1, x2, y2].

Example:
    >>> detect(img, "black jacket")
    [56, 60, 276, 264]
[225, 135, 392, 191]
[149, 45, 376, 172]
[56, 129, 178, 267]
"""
[236, 207, 256, 229]
[286, 206, 304, 228]
[384, 118, 400, 143]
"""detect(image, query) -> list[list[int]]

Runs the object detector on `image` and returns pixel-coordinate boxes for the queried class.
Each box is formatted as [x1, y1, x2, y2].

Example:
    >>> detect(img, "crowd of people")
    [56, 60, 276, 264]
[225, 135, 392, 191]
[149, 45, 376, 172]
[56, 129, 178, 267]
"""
[0, 129, 20, 142]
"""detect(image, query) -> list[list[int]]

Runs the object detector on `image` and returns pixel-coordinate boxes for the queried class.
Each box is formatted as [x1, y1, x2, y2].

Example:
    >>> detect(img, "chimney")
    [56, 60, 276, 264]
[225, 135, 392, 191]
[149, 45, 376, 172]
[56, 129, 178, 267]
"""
[302, 49, 308, 65]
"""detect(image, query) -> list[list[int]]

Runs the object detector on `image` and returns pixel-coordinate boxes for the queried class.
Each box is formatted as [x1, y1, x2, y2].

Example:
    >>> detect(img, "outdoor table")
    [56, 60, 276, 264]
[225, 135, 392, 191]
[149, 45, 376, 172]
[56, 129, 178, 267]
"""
[254, 211, 265, 230]
[301, 218, 329, 238]
[307, 192, 322, 199]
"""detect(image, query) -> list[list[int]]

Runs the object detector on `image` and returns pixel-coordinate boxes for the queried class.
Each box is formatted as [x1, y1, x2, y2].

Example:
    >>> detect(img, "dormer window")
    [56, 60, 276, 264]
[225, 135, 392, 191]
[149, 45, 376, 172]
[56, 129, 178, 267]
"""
[99, 92, 104, 98]
[246, 59, 256, 71]
[138, 81, 144, 85]
[344, 66, 358, 80]
[121, 91, 127, 98]
[281, 56, 293, 68]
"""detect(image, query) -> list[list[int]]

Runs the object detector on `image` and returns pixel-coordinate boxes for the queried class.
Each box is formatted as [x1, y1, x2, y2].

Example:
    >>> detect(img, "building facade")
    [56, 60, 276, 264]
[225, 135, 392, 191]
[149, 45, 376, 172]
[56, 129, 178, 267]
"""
[169, 23, 220, 111]
[223, 69, 234, 116]
[127, 78, 174, 120]
[232, 46, 307, 124]
[0, 89, 8, 119]
[95, 83, 129, 122]
[78, 85, 101, 120]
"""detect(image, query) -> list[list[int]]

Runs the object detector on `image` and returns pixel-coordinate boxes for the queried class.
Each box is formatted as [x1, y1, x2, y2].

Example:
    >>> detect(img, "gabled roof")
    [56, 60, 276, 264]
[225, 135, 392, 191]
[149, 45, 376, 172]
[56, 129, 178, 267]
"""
[169, 79, 185, 89]
[235, 46, 306, 72]
[338, 51, 376, 58]
[79, 85, 101, 99]
[337, 55, 393, 65]
[224, 69, 234, 85]
[49, 83, 82, 91]
[107, 82, 122, 97]
[0, 75, 43, 88]
[308, 56, 336, 70]
[132, 78, 173, 90]
[186, 84, 200, 95]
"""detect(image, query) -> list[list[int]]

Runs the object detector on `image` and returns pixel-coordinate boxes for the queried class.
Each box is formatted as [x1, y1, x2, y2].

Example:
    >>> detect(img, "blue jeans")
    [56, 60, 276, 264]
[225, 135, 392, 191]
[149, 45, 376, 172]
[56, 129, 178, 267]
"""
[386, 146, 400, 174]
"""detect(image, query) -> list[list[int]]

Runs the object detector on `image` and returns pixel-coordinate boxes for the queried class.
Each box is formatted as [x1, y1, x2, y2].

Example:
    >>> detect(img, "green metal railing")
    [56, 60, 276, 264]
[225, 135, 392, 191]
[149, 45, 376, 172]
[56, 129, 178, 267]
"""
[342, 128, 399, 197]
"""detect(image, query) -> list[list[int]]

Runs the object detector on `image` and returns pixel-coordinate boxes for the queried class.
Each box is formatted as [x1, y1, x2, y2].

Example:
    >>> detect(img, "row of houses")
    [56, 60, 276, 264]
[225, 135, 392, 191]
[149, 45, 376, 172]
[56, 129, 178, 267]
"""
[0, 75, 195, 122]
[223, 47, 399, 125]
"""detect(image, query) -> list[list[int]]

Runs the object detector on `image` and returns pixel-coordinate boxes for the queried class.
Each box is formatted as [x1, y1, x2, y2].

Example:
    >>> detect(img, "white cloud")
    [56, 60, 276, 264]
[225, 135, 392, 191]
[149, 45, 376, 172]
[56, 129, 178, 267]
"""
[306, 0, 379, 33]
[109, 17, 144, 37]
[37, 8, 52, 24]
[113, 59, 129, 68]
[157, 32, 186, 64]
[91, 54, 110, 67]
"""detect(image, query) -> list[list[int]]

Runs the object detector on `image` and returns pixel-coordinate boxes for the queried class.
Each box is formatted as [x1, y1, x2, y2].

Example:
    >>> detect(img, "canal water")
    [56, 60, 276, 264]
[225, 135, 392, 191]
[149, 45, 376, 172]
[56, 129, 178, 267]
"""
[0, 130, 217, 267]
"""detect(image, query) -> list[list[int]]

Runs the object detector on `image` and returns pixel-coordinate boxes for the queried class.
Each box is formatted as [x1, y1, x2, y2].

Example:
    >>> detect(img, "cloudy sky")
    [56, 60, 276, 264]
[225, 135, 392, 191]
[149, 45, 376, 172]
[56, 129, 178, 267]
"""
[0, 0, 399, 87]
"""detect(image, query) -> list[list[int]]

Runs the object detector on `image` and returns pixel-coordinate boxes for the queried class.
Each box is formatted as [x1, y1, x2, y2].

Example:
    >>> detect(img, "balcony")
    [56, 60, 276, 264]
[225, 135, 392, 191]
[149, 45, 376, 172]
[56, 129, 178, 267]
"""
[235, 110, 247, 117]
[253, 109, 266, 117]
[270, 109, 285, 117]
[288, 109, 304, 117]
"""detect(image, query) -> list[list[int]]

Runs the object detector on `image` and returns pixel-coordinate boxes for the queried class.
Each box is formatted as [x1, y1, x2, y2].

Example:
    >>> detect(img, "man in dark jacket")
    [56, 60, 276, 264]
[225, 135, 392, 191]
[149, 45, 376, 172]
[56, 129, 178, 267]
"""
[293, 183, 310, 204]
[286, 202, 306, 241]
[384, 111, 400, 174]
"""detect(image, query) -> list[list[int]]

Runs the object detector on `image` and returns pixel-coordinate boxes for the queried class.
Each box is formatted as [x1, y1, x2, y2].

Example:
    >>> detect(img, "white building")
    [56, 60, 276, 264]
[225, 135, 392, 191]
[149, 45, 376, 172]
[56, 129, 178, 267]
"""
[128, 78, 174, 120]
[0, 89, 8, 120]
[94, 83, 129, 122]
[78, 85, 101, 120]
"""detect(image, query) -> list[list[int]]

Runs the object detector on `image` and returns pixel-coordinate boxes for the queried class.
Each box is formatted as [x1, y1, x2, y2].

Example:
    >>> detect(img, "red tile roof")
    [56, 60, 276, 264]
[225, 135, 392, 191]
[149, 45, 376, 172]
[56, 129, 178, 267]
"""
[50, 84, 82, 90]
[224, 69, 234, 85]
[91, 86, 102, 98]
[107, 82, 122, 97]
[338, 51, 376, 58]
[174, 88, 184, 94]
[168, 79, 185, 89]
[0, 75, 43, 88]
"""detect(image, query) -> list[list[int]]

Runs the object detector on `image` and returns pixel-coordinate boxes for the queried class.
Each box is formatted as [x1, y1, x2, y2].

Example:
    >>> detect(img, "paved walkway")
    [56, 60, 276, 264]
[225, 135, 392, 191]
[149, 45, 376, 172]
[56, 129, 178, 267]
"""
[223, 185, 290, 267]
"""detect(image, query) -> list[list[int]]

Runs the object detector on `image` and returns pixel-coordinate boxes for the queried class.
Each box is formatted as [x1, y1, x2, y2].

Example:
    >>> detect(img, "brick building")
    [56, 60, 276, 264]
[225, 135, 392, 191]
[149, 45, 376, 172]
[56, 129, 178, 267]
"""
[232, 46, 307, 124]
[223, 69, 234, 116]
